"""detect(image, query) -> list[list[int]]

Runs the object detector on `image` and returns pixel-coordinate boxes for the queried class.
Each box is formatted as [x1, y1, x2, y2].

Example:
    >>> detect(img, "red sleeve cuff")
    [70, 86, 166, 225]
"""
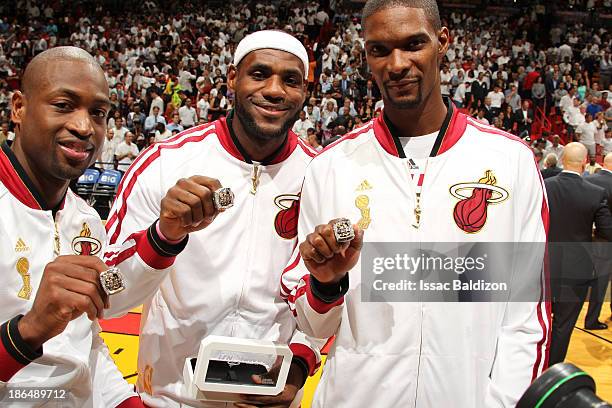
[305, 275, 345, 314]
[134, 222, 188, 270]
[116, 395, 145, 408]
[289, 343, 320, 376]
[0, 339, 26, 382]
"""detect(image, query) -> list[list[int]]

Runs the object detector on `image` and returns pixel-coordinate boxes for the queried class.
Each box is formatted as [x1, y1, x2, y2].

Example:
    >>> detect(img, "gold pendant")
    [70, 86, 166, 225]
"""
[412, 206, 421, 229]
[54, 222, 60, 256]
[412, 194, 422, 229]
[355, 195, 371, 229]
[16, 257, 31, 300]
[250, 164, 260, 195]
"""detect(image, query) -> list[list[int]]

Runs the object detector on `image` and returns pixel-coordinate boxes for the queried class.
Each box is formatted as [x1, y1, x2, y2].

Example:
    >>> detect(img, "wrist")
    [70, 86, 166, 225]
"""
[17, 313, 46, 350]
[157, 219, 187, 242]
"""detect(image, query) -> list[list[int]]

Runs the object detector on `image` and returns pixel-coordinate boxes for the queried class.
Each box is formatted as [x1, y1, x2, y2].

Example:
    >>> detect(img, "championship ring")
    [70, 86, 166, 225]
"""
[99, 267, 126, 296]
[213, 188, 234, 210]
[332, 218, 355, 243]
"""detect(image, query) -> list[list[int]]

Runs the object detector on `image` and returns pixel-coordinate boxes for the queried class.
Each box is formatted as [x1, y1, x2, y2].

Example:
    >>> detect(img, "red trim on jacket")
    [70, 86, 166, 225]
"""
[0, 147, 42, 210]
[216, 116, 301, 164]
[289, 343, 320, 376]
[0, 337, 27, 382]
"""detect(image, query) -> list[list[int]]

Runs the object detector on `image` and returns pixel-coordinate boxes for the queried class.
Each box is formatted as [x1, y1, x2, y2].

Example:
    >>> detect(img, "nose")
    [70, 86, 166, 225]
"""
[65, 109, 95, 139]
[261, 75, 286, 101]
[387, 49, 412, 81]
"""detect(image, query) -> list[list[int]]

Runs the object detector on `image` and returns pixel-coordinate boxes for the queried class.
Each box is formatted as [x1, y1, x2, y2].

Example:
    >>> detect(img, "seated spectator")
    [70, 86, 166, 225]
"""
[338, 98, 357, 119]
[166, 112, 184, 134]
[306, 127, 323, 152]
[0, 121, 14, 144]
[474, 108, 489, 125]
[115, 131, 140, 172]
[144, 105, 166, 133]
[292, 110, 314, 140]
[545, 135, 565, 166]
[584, 154, 603, 175]
[178, 98, 197, 129]
[541, 153, 562, 179]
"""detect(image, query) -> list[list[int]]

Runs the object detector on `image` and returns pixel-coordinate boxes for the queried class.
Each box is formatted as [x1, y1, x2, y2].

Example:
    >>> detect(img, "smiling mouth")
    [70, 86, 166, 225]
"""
[57, 141, 94, 163]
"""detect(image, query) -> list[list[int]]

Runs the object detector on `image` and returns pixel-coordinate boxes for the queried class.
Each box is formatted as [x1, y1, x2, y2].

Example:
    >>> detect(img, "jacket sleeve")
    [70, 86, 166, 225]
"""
[485, 146, 551, 407]
[593, 188, 612, 241]
[102, 145, 186, 318]
[0, 315, 42, 383]
[281, 159, 347, 339]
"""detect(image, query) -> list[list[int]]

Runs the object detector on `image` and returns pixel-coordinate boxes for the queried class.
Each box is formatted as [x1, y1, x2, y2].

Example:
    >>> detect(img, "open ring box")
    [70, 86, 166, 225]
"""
[183, 336, 293, 402]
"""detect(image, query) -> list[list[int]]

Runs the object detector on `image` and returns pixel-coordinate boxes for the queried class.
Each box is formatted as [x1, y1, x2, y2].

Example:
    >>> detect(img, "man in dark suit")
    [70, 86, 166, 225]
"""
[584, 152, 612, 329]
[546, 143, 612, 365]
[541, 153, 563, 179]
[513, 100, 534, 139]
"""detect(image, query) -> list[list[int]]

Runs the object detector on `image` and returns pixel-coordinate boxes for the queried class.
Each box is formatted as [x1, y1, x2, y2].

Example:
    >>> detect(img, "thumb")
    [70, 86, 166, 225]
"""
[251, 374, 263, 385]
[349, 225, 364, 251]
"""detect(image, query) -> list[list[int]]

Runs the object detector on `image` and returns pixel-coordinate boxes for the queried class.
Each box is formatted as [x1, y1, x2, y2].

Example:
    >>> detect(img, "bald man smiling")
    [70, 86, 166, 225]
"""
[0, 46, 145, 407]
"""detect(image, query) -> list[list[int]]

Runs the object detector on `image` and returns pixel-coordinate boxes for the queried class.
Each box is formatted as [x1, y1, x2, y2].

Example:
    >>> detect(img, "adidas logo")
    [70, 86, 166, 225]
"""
[356, 180, 373, 191]
[15, 238, 30, 252]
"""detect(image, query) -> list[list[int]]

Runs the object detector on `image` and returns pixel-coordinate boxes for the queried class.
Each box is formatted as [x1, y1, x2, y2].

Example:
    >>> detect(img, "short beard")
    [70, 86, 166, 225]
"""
[382, 83, 423, 109]
[235, 101, 298, 141]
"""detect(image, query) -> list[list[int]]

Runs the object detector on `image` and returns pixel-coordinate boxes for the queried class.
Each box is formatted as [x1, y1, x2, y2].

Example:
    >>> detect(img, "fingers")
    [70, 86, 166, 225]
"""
[48, 272, 105, 319]
[57, 255, 108, 273]
[53, 286, 99, 322]
[300, 221, 350, 263]
[161, 176, 223, 229]
[51, 257, 109, 312]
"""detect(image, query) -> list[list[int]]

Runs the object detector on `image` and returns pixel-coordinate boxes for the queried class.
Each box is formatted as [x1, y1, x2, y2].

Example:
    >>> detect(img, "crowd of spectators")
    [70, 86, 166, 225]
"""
[0, 0, 609, 168]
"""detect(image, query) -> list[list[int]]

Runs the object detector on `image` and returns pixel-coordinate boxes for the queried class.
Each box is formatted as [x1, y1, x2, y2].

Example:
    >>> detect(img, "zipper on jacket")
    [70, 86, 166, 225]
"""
[235, 167, 260, 319]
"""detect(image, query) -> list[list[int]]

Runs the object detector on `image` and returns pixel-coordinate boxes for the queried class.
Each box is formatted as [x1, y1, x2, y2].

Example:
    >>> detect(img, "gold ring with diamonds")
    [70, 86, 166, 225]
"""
[213, 187, 234, 210]
[99, 267, 126, 296]
[332, 218, 354, 244]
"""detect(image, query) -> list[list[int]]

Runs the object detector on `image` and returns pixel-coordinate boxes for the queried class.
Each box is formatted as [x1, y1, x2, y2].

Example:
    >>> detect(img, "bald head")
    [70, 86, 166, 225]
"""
[22, 46, 103, 95]
[562, 142, 588, 173]
[604, 153, 612, 171]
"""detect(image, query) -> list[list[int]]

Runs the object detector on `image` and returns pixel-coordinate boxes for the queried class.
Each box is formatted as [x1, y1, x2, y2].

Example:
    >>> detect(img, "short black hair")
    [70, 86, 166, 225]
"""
[362, 0, 441, 31]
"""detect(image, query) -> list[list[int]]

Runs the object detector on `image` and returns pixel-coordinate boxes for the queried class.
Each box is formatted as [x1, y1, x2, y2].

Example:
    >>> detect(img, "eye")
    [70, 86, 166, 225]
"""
[53, 101, 71, 111]
[93, 109, 108, 118]
[369, 45, 387, 56]
[285, 76, 301, 87]
[251, 71, 266, 80]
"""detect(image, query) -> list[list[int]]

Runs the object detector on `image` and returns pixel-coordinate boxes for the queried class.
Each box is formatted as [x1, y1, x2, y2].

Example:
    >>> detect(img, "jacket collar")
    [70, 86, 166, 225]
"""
[0, 141, 64, 211]
[559, 170, 582, 179]
[373, 97, 468, 158]
[216, 110, 298, 165]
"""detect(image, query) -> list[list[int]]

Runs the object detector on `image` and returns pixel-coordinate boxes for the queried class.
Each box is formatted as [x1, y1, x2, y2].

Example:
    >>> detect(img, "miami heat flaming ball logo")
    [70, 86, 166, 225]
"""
[274, 194, 300, 239]
[450, 170, 509, 233]
[72, 223, 101, 255]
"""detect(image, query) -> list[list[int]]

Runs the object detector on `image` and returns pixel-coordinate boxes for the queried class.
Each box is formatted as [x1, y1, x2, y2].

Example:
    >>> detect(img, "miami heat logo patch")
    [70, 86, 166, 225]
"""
[72, 223, 101, 255]
[274, 194, 300, 239]
[450, 170, 509, 233]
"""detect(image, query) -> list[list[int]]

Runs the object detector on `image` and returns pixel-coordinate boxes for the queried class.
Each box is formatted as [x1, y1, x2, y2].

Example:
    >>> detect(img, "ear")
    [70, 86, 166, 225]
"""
[10, 91, 25, 129]
[437, 27, 451, 63]
[227, 65, 237, 92]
